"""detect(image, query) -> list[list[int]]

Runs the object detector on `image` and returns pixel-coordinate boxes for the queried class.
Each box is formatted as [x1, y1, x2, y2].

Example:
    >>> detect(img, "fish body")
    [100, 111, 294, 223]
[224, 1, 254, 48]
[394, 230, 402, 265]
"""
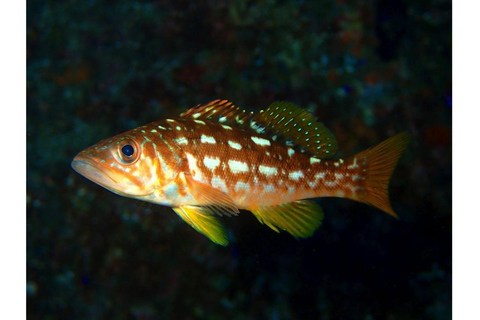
[72, 100, 410, 245]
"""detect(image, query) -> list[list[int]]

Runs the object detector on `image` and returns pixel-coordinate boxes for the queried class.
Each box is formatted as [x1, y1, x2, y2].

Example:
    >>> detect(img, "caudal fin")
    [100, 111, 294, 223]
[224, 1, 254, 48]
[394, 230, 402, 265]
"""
[353, 132, 410, 217]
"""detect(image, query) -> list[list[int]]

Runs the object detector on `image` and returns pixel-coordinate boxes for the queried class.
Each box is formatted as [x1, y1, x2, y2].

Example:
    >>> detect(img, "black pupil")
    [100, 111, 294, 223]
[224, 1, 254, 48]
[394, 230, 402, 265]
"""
[121, 144, 134, 157]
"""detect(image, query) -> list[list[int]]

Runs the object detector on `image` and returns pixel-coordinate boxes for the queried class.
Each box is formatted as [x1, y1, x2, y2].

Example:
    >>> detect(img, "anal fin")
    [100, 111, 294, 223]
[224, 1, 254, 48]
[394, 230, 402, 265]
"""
[250, 200, 324, 238]
[172, 206, 229, 246]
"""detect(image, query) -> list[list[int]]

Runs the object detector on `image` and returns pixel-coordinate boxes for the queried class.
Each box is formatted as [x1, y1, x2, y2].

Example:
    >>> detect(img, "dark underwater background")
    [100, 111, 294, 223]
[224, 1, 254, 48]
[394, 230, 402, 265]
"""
[27, 1, 451, 319]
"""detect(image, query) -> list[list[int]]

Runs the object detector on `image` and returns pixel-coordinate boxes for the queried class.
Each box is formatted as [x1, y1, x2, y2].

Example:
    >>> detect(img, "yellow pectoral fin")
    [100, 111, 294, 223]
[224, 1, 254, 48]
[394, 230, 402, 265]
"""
[250, 200, 324, 238]
[172, 206, 229, 246]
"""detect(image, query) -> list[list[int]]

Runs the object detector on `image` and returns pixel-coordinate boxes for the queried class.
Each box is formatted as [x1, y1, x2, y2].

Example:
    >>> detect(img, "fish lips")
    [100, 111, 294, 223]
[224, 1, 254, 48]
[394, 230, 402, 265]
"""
[71, 155, 152, 198]
[71, 155, 119, 192]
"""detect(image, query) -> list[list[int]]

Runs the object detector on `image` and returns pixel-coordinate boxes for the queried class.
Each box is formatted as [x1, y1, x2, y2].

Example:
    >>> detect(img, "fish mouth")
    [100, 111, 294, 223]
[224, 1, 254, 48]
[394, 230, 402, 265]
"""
[71, 155, 119, 191]
[71, 155, 153, 198]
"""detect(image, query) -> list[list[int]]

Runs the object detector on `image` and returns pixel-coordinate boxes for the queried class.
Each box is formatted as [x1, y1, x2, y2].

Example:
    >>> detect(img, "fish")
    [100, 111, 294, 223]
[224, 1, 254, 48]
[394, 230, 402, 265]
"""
[71, 100, 410, 246]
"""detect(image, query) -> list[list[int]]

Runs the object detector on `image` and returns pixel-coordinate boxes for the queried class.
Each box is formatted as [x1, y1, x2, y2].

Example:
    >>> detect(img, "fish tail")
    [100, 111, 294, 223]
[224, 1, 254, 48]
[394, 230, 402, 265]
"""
[351, 132, 410, 217]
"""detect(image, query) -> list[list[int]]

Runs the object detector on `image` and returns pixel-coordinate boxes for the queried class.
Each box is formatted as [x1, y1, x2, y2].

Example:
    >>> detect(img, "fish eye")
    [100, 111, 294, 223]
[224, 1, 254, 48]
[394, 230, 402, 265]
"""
[114, 140, 140, 165]
[121, 144, 134, 157]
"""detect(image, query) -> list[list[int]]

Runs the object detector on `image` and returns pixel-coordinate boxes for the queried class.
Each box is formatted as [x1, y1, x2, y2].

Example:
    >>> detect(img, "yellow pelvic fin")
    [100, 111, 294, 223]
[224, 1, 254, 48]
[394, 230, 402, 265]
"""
[250, 200, 324, 238]
[253, 102, 338, 158]
[172, 206, 229, 246]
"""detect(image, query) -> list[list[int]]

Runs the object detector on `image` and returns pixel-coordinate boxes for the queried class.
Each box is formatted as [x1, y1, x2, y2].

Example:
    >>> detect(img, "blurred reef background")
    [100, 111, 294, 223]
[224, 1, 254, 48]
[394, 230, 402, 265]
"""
[27, 0, 451, 319]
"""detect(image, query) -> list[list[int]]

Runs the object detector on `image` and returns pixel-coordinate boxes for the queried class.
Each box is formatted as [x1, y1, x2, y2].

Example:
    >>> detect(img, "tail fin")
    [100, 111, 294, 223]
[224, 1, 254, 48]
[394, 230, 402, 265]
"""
[353, 132, 410, 217]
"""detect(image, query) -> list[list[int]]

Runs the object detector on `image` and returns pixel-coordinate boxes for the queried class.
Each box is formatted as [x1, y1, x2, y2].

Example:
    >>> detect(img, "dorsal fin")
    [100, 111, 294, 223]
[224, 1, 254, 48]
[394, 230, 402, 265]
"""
[181, 100, 338, 158]
[180, 99, 254, 127]
[252, 102, 338, 158]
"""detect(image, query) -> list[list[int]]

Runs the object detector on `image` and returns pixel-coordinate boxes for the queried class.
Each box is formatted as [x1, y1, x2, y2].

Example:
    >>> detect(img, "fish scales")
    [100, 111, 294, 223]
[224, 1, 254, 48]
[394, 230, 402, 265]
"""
[72, 100, 410, 245]
[160, 119, 322, 207]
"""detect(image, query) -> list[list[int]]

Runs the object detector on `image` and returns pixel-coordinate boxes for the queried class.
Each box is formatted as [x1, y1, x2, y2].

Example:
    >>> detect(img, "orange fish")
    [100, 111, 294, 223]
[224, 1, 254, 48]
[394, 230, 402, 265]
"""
[71, 100, 410, 245]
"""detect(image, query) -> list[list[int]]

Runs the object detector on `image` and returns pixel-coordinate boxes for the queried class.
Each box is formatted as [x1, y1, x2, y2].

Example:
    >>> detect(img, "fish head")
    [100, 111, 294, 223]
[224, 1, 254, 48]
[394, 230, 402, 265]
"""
[71, 130, 169, 200]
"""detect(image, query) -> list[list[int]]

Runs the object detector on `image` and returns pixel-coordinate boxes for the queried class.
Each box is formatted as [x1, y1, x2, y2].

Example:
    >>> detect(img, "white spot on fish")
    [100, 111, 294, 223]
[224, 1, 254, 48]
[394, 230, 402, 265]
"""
[203, 156, 220, 171]
[228, 140, 242, 150]
[158, 125, 166, 130]
[174, 137, 189, 145]
[211, 176, 227, 193]
[263, 184, 275, 192]
[289, 170, 304, 181]
[234, 181, 250, 192]
[166, 119, 175, 122]
[185, 153, 203, 180]
[324, 181, 337, 187]
[259, 165, 278, 176]
[147, 157, 159, 186]
[347, 157, 359, 169]
[288, 148, 295, 157]
[250, 121, 266, 134]
[194, 120, 206, 125]
[308, 181, 318, 188]
[176, 126, 182, 131]
[221, 124, 232, 130]
[315, 173, 325, 179]
[201, 134, 216, 144]
[334, 173, 344, 180]
[228, 160, 249, 173]
[310, 157, 321, 164]
[164, 183, 179, 200]
[150, 129, 157, 133]
[132, 169, 141, 177]
[251, 136, 271, 146]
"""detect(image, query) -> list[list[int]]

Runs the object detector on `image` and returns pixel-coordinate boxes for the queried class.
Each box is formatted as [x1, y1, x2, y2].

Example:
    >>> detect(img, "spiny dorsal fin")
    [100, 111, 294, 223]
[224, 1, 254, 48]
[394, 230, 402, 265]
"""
[180, 99, 254, 127]
[250, 200, 324, 238]
[181, 100, 337, 158]
[253, 102, 338, 158]
[173, 206, 229, 246]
